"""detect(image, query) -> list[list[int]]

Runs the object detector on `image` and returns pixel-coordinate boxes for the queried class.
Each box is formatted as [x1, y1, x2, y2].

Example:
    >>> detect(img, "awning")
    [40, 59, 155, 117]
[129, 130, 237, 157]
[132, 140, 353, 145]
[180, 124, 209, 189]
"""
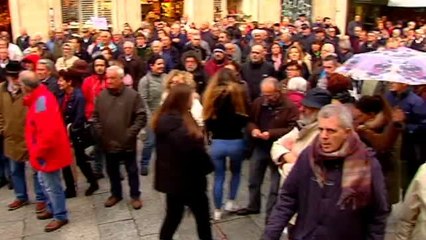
[388, 0, 426, 7]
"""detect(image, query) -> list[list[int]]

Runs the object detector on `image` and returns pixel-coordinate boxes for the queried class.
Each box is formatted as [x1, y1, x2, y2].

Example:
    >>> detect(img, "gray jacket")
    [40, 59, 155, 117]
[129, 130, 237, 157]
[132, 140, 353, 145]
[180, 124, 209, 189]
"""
[138, 72, 166, 115]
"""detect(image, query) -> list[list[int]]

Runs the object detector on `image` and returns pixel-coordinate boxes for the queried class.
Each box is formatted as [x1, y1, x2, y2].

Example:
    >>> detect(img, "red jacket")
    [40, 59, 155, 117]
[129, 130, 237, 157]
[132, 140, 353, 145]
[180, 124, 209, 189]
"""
[82, 74, 106, 120]
[24, 85, 72, 172]
[204, 59, 228, 77]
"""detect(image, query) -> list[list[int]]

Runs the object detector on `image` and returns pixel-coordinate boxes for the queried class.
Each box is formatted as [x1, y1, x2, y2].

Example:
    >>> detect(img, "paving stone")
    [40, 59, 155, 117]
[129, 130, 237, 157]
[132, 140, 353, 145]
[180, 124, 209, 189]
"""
[0, 220, 24, 239]
[217, 217, 263, 240]
[99, 219, 139, 240]
[93, 192, 133, 225]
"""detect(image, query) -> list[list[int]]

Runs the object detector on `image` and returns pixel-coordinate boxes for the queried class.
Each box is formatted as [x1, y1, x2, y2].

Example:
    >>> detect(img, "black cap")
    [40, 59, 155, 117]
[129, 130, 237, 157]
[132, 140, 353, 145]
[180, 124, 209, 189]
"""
[302, 88, 332, 109]
[213, 43, 226, 53]
[5, 61, 23, 76]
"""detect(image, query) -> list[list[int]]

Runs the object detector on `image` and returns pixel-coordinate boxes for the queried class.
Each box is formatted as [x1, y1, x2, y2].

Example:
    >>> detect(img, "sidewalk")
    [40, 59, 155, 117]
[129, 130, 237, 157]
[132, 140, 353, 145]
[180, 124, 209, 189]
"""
[0, 159, 272, 240]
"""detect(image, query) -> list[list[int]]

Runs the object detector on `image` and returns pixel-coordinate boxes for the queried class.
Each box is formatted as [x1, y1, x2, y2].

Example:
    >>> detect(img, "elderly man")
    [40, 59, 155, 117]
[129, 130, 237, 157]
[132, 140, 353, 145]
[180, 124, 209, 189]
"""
[20, 70, 72, 232]
[237, 78, 299, 220]
[36, 59, 61, 97]
[241, 45, 275, 101]
[0, 38, 23, 61]
[118, 41, 147, 90]
[0, 62, 46, 211]
[91, 31, 119, 59]
[264, 104, 389, 240]
[182, 50, 208, 95]
[271, 88, 332, 177]
[219, 31, 241, 64]
[92, 66, 146, 209]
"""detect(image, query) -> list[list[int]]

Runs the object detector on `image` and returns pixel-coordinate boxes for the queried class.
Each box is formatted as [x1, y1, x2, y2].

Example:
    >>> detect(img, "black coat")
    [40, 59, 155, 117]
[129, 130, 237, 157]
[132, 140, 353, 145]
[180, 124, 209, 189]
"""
[240, 61, 275, 101]
[154, 112, 213, 194]
[118, 54, 147, 90]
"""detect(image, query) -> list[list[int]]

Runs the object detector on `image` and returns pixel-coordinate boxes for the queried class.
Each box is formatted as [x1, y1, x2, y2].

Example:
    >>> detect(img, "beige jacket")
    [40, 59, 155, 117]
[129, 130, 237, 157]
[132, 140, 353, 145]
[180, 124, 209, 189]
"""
[270, 122, 318, 180]
[396, 163, 426, 240]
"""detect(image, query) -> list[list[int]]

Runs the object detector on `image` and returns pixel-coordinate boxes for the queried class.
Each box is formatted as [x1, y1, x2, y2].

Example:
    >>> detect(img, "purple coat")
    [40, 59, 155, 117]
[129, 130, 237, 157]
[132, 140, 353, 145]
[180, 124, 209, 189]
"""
[263, 146, 390, 240]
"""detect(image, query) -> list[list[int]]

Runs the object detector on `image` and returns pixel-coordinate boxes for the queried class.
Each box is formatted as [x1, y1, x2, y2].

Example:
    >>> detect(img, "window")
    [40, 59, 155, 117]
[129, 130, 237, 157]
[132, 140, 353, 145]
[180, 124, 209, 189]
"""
[61, 0, 112, 24]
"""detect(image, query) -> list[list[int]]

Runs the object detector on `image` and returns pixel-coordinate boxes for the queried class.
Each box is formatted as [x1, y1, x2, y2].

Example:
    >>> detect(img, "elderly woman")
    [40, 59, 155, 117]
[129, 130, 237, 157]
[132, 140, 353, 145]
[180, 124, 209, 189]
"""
[55, 43, 79, 71]
[161, 70, 203, 127]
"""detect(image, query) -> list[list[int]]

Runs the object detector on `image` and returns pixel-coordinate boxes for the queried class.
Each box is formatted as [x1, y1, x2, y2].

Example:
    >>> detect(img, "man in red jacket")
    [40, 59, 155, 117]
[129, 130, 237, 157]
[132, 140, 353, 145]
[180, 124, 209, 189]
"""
[20, 70, 72, 232]
[81, 55, 109, 179]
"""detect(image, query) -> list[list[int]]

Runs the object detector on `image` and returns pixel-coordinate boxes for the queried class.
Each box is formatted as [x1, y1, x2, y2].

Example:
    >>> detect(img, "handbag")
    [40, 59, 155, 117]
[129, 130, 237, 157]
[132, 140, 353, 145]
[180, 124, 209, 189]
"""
[70, 122, 95, 149]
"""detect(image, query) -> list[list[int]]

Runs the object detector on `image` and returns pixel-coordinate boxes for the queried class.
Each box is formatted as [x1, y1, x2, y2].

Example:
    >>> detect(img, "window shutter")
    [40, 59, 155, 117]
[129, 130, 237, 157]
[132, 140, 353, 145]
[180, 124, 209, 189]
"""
[94, 0, 112, 24]
[80, 0, 95, 23]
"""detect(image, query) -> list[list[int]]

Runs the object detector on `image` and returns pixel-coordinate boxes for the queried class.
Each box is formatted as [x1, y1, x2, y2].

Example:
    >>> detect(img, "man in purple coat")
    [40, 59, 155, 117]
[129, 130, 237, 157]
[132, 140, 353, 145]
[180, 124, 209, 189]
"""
[264, 104, 389, 240]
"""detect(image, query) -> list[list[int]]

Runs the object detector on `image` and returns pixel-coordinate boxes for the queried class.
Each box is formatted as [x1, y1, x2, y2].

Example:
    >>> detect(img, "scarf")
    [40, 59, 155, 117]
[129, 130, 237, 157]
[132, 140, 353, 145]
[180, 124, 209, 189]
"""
[309, 132, 372, 210]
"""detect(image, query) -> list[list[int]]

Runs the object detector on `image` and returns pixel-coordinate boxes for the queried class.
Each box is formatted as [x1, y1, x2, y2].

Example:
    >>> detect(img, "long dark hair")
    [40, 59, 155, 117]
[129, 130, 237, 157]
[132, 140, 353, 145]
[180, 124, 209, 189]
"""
[355, 95, 392, 120]
[152, 84, 202, 139]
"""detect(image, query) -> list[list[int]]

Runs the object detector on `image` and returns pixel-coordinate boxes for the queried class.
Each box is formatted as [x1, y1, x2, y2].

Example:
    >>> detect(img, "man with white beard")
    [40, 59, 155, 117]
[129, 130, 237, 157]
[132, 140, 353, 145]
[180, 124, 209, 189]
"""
[271, 88, 332, 181]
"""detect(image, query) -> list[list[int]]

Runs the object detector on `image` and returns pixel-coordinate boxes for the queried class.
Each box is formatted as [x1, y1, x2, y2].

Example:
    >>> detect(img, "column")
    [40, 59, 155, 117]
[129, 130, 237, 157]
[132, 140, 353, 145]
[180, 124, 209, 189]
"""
[184, 0, 214, 24]
[312, 0, 337, 22]
[241, 0, 258, 21]
[258, 0, 281, 23]
[335, 0, 348, 34]
[11, 0, 51, 40]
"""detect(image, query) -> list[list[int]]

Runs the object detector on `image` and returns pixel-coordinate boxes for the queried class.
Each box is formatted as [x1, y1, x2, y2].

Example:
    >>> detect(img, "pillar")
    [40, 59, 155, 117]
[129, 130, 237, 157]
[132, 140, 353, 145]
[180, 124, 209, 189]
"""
[258, 0, 281, 23]
[111, 0, 141, 32]
[335, 0, 348, 34]
[184, 0, 214, 24]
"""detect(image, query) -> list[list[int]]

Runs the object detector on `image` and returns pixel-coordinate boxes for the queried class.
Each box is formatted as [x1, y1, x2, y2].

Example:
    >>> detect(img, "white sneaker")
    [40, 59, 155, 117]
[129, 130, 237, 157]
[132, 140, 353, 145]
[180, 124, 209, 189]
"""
[213, 209, 222, 221]
[224, 200, 239, 212]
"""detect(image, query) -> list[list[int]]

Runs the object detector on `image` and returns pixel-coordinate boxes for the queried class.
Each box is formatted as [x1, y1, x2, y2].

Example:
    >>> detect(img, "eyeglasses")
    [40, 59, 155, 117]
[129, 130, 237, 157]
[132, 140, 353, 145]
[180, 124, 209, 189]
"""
[251, 51, 261, 54]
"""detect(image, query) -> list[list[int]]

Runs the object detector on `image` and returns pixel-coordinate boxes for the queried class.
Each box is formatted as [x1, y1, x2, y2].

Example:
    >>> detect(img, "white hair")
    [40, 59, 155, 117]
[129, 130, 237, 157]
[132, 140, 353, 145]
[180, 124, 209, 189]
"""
[107, 66, 125, 78]
[318, 104, 353, 129]
[287, 77, 307, 93]
[123, 41, 135, 48]
[260, 77, 280, 90]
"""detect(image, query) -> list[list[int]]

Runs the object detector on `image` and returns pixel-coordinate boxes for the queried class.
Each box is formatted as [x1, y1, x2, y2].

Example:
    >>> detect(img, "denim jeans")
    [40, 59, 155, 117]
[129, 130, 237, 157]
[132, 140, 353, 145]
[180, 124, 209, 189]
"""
[141, 126, 155, 167]
[210, 139, 245, 209]
[10, 160, 45, 202]
[38, 170, 68, 221]
[93, 143, 105, 174]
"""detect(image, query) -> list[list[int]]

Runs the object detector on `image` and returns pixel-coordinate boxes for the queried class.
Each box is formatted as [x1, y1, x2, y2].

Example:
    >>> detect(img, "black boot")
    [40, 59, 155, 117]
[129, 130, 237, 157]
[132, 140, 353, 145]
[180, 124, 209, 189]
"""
[85, 182, 99, 196]
[64, 188, 77, 198]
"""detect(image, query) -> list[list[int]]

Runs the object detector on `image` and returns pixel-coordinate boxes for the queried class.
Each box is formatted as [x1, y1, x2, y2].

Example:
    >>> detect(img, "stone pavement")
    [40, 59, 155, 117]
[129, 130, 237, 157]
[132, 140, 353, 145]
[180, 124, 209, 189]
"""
[0, 158, 401, 240]
[0, 157, 278, 240]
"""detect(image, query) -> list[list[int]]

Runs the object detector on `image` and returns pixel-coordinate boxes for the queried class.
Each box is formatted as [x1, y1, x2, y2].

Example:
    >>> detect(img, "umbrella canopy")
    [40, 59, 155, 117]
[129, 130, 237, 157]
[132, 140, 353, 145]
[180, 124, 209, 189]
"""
[388, 0, 426, 7]
[337, 47, 426, 85]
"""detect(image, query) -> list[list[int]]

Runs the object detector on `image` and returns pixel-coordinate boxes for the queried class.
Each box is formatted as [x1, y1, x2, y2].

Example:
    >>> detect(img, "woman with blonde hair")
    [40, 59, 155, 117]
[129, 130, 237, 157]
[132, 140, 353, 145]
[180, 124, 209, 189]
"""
[285, 44, 311, 80]
[203, 68, 249, 221]
[162, 70, 203, 126]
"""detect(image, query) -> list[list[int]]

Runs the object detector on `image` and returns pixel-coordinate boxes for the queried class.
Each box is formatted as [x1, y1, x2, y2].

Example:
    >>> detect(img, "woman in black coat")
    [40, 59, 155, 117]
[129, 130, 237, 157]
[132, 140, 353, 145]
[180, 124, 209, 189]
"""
[57, 69, 99, 198]
[152, 84, 214, 240]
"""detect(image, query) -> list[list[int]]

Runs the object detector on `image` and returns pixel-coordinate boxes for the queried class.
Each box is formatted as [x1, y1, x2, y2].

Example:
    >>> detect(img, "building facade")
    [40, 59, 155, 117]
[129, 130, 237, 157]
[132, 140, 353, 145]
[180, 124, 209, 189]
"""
[6, 0, 422, 40]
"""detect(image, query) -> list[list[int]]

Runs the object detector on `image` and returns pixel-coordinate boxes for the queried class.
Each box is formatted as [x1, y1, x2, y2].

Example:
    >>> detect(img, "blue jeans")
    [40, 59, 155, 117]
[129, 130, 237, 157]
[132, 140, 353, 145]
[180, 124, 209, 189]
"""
[93, 143, 105, 174]
[210, 139, 245, 209]
[38, 170, 68, 221]
[10, 160, 45, 202]
[141, 126, 155, 167]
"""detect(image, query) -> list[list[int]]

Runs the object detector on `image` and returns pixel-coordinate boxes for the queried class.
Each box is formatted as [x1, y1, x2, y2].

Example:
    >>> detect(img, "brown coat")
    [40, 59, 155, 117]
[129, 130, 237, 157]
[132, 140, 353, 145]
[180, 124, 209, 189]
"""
[0, 82, 28, 161]
[357, 112, 402, 204]
[247, 95, 299, 142]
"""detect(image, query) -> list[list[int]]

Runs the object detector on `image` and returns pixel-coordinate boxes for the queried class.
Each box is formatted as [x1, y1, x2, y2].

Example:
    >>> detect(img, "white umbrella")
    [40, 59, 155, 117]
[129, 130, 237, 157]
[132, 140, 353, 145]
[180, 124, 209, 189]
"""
[388, 0, 426, 7]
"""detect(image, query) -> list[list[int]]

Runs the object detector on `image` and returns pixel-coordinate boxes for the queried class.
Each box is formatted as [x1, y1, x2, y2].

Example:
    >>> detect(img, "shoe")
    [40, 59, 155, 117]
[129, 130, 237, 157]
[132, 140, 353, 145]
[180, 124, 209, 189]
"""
[213, 209, 222, 221]
[8, 199, 29, 211]
[37, 211, 53, 220]
[130, 198, 143, 210]
[140, 166, 148, 176]
[64, 189, 77, 199]
[44, 219, 69, 232]
[94, 172, 105, 180]
[85, 183, 99, 196]
[104, 196, 122, 208]
[7, 180, 13, 190]
[35, 202, 47, 213]
[224, 200, 239, 213]
[236, 208, 260, 216]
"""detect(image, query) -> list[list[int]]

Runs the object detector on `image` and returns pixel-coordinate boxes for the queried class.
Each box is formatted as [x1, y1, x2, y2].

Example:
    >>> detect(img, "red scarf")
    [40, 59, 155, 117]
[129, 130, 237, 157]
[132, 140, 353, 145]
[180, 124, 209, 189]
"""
[309, 132, 372, 210]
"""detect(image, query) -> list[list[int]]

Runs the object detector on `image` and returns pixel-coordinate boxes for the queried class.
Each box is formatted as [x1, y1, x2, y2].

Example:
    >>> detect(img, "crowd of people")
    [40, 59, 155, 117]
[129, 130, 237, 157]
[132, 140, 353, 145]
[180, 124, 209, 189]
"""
[0, 13, 425, 239]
